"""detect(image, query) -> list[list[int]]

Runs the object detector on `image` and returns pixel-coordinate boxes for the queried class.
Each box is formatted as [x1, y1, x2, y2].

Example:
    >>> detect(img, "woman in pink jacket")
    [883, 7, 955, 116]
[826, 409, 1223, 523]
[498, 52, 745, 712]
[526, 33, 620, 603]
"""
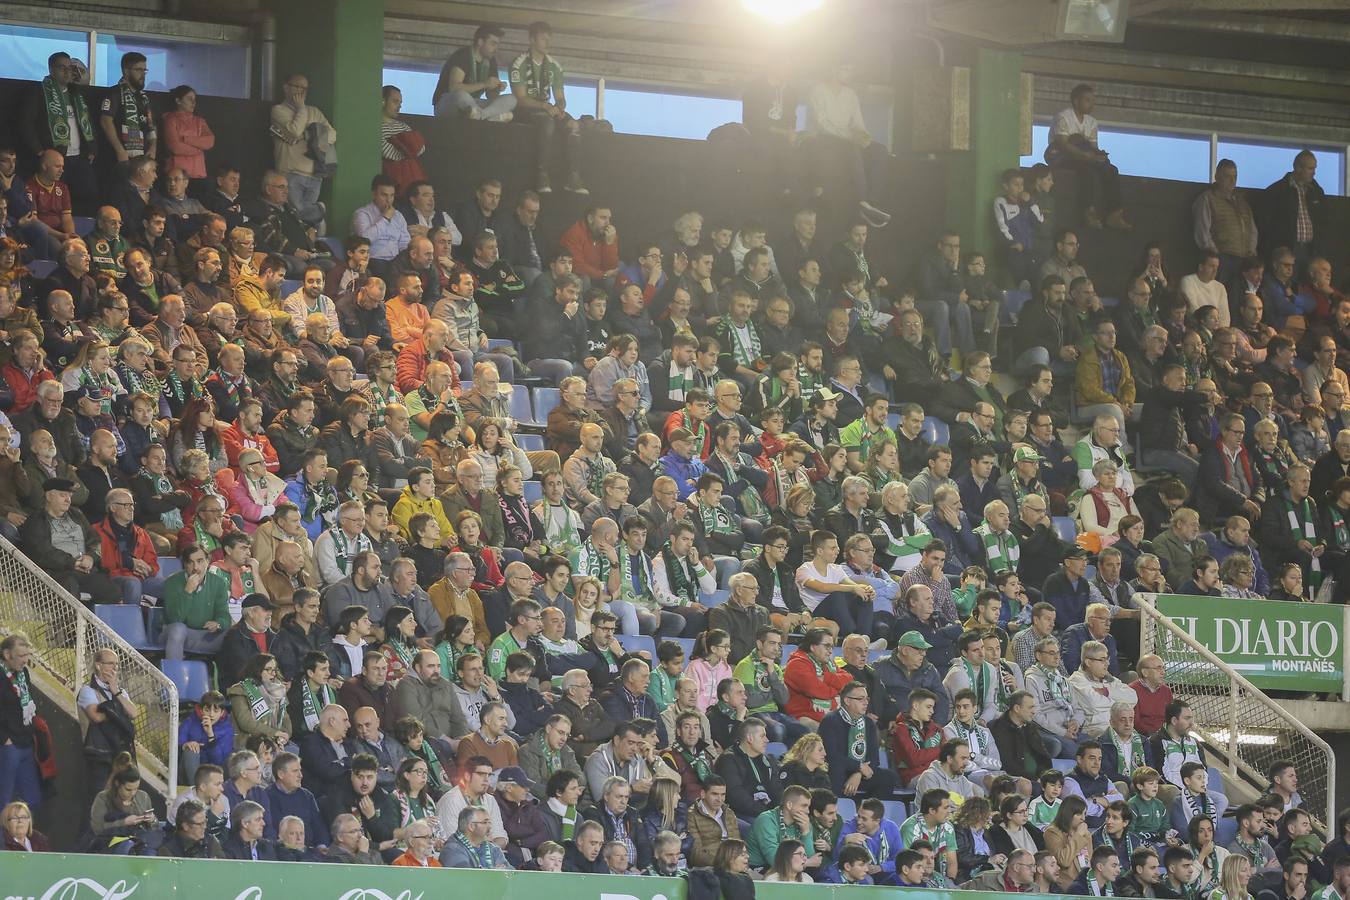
[160, 85, 216, 180]
[684, 627, 734, 711]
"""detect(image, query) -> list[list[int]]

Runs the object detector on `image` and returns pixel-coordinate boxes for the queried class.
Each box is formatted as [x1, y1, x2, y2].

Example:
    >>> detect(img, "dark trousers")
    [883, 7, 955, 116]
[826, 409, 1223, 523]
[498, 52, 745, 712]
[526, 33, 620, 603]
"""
[1054, 154, 1122, 217]
[808, 135, 891, 206]
[63, 155, 100, 217]
[520, 111, 581, 180]
[812, 591, 874, 639]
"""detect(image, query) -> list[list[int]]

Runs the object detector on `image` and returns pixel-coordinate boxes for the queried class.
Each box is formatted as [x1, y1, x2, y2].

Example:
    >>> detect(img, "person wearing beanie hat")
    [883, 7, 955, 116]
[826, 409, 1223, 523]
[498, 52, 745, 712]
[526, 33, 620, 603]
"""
[216, 592, 277, 689]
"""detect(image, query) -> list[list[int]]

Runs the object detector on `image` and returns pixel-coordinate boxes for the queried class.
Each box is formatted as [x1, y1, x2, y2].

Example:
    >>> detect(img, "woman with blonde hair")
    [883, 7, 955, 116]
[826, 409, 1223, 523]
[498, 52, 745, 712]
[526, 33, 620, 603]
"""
[1209, 853, 1253, 900]
[1, 801, 50, 851]
[571, 576, 603, 639]
[778, 732, 831, 792]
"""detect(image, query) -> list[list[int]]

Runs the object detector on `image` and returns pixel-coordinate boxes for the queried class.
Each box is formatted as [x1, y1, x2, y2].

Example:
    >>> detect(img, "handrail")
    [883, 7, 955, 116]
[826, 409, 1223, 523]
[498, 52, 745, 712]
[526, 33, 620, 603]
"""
[0, 533, 178, 795]
[1136, 592, 1334, 829]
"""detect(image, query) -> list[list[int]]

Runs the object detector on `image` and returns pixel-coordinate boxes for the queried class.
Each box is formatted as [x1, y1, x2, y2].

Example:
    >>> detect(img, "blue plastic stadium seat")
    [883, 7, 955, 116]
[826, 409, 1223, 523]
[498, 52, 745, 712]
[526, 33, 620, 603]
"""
[886, 412, 901, 431]
[703, 589, 730, 607]
[1051, 758, 1076, 773]
[487, 338, 514, 351]
[532, 387, 561, 423]
[27, 259, 58, 280]
[866, 373, 887, 396]
[522, 480, 543, 504]
[1215, 814, 1237, 848]
[881, 799, 908, 824]
[765, 742, 788, 759]
[1002, 288, 1032, 324]
[782, 644, 797, 665]
[1052, 516, 1077, 544]
[618, 634, 656, 658]
[1100, 295, 1119, 308]
[146, 606, 165, 647]
[280, 279, 301, 298]
[95, 605, 157, 652]
[515, 433, 544, 451]
[922, 416, 950, 447]
[319, 236, 345, 258]
[510, 384, 536, 424]
[158, 556, 182, 577]
[674, 637, 695, 658]
[867, 648, 888, 663]
[161, 660, 211, 703]
[834, 797, 858, 822]
[74, 216, 95, 237]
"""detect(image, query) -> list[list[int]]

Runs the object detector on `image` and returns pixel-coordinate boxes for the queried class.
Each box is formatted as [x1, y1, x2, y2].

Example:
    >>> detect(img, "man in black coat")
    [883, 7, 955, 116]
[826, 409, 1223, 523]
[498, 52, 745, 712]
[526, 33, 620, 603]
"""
[1011, 492, 1068, 594]
[1259, 151, 1327, 267]
[711, 717, 780, 827]
[520, 273, 586, 375]
[989, 690, 1052, 781]
[215, 595, 277, 689]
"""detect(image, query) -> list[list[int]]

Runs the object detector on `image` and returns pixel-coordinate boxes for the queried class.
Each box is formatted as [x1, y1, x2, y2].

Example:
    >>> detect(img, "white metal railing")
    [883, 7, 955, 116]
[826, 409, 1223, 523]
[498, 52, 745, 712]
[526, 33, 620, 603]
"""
[1137, 593, 1334, 829]
[0, 534, 177, 795]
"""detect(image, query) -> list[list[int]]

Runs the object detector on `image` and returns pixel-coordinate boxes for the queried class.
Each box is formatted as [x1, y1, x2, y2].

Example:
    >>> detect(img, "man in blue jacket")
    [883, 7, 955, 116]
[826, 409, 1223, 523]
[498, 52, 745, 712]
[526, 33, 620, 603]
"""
[834, 798, 904, 885]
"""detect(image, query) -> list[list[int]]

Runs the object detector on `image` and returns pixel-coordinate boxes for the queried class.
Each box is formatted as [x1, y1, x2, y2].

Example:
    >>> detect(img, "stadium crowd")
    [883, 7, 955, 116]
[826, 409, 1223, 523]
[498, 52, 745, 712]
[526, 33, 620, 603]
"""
[0, 20, 1347, 900]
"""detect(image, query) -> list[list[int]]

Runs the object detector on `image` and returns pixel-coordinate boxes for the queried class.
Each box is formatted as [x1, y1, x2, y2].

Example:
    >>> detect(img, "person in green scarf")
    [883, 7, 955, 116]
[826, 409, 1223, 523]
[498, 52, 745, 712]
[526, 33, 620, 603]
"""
[747, 784, 816, 869]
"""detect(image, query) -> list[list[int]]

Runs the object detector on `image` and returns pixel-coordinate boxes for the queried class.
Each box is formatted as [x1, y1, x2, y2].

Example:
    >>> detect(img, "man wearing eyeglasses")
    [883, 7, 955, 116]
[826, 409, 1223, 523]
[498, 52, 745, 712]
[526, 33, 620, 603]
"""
[217, 593, 278, 690]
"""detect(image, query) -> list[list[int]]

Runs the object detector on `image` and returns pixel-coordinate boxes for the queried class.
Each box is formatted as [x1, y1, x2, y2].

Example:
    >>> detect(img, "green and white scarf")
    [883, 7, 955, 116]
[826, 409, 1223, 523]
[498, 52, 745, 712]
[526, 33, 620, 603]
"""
[1287, 495, 1323, 585]
[950, 718, 987, 757]
[299, 679, 335, 731]
[330, 528, 373, 576]
[163, 371, 203, 406]
[696, 499, 738, 536]
[964, 657, 994, 706]
[140, 468, 183, 531]
[42, 75, 93, 148]
[715, 450, 770, 523]
[659, 545, 703, 606]
[840, 706, 867, 762]
[975, 524, 1019, 574]
[1087, 872, 1115, 897]
[666, 360, 695, 404]
[1108, 726, 1145, 775]
[239, 678, 282, 729]
[1032, 663, 1070, 702]
[0, 663, 34, 725]
[1331, 504, 1350, 550]
[721, 319, 762, 367]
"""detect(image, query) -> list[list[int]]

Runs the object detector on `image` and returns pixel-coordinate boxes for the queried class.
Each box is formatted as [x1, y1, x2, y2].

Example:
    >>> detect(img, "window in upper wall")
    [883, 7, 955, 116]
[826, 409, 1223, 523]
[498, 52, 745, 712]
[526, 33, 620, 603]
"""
[0, 24, 86, 81]
[95, 34, 249, 98]
[602, 84, 741, 141]
[1217, 139, 1346, 197]
[383, 65, 442, 116]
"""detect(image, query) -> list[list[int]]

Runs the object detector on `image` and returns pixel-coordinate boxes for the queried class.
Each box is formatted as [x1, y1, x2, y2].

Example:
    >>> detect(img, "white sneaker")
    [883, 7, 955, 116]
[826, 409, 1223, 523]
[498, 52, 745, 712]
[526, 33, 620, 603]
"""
[869, 638, 888, 652]
[465, 105, 484, 121]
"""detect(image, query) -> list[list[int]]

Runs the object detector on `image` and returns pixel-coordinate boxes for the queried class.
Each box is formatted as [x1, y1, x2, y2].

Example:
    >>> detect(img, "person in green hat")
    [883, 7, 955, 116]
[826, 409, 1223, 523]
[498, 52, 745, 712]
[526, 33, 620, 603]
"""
[875, 629, 951, 728]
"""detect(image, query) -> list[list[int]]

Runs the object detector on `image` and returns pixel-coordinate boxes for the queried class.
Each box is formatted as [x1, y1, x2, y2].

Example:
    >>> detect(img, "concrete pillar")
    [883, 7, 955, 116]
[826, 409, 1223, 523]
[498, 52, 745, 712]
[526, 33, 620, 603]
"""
[266, 0, 386, 229]
[945, 47, 1024, 268]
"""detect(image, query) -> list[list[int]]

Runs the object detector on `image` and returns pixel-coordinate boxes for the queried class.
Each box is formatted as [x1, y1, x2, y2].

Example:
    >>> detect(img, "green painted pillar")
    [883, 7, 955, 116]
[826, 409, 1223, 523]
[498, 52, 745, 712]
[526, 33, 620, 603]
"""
[946, 47, 1023, 269]
[267, 0, 385, 229]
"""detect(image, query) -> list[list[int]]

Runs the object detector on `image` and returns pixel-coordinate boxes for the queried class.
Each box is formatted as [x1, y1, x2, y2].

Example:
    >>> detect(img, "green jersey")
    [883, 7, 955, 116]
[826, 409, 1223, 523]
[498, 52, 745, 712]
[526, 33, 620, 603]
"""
[1029, 795, 1061, 828]
[509, 51, 565, 105]
[487, 630, 529, 681]
[899, 814, 956, 878]
[838, 420, 896, 465]
[1126, 794, 1168, 843]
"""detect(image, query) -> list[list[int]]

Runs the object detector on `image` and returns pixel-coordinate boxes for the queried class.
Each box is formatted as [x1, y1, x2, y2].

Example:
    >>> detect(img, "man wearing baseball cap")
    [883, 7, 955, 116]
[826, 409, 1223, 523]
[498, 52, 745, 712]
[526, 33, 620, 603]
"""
[875, 629, 951, 726]
[788, 385, 841, 452]
[217, 593, 277, 689]
[493, 766, 548, 864]
[658, 427, 707, 502]
[998, 444, 1051, 520]
[19, 476, 121, 603]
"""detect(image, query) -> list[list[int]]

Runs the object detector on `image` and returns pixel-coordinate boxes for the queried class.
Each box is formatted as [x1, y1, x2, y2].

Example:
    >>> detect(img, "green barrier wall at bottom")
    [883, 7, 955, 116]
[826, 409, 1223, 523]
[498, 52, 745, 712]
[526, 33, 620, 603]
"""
[0, 852, 1077, 900]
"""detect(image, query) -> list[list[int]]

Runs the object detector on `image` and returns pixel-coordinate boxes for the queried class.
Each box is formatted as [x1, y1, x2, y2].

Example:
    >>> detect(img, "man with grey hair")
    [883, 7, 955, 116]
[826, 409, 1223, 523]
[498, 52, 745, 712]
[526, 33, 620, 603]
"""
[554, 668, 615, 760]
[440, 457, 507, 550]
[94, 485, 168, 605]
[269, 71, 333, 229]
[1066, 639, 1137, 738]
[1024, 636, 1083, 759]
[1130, 552, 1168, 594]
[592, 775, 651, 870]
[823, 474, 876, 547]
[222, 798, 276, 860]
[439, 788, 512, 868]
[647, 829, 685, 877]
[325, 812, 381, 864]
[1099, 701, 1144, 789]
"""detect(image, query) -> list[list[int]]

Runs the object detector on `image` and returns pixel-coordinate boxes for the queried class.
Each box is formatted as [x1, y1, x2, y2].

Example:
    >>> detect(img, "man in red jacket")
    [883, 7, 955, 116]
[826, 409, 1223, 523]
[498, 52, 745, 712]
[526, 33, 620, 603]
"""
[559, 206, 619, 284]
[0, 328, 55, 415]
[222, 398, 280, 473]
[782, 627, 853, 725]
[93, 487, 166, 605]
[890, 687, 943, 786]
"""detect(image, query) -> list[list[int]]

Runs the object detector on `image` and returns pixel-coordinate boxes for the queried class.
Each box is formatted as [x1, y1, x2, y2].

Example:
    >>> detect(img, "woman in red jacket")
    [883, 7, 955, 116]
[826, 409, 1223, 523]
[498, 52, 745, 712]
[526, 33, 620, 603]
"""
[782, 628, 853, 724]
[890, 687, 944, 786]
[160, 86, 216, 180]
[93, 487, 166, 605]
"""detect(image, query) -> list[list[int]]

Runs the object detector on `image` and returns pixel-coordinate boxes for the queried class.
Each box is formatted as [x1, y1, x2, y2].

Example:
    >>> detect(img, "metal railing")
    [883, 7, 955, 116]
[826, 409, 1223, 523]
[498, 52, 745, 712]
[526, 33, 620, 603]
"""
[0, 534, 177, 795]
[1137, 593, 1334, 829]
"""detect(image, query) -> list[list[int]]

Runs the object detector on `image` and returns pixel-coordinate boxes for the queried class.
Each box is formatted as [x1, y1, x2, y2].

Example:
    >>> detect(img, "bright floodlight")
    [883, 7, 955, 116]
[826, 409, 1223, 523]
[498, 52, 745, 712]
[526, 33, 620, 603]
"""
[742, 0, 823, 23]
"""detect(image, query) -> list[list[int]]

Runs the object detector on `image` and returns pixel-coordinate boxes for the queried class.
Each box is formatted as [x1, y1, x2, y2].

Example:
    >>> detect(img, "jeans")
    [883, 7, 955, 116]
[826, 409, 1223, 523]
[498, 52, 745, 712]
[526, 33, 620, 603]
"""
[452, 349, 516, 385]
[1040, 726, 1080, 759]
[811, 591, 875, 639]
[519, 110, 582, 180]
[163, 623, 226, 659]
[436, 90, 517, 122]
[113, 574, 168, 606]
[753, 711, 811, 746]
[525, 359, 574, 387]
[285, 171, 325, 227]
[0, 743, 41, 810]
[1140, 449, 1199, 481]
[608, 600, 642, 635]
[915, 298, 975, 357]
[636, 609, 689, 639]
[713, 556, 743, 590]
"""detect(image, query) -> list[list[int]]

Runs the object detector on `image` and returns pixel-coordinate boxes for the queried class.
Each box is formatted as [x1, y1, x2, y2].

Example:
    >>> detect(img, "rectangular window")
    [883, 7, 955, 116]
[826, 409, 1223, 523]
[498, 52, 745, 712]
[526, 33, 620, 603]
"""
[1218, 139, 1345, 197]
[0, 23, 87, 81]
[95, 34, 248, 98]
[1021, 122, 1210, 183]
[383, 65, 442, 116]
[602, 84, 741, 141]
[560, 79, 597, 120]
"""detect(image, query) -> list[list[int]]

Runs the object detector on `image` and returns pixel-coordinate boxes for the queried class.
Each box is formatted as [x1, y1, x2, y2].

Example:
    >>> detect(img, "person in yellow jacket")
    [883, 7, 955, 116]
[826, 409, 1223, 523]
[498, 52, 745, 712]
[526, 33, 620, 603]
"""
[233, 254, 293, 333]
[391, 466, 455, 542]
